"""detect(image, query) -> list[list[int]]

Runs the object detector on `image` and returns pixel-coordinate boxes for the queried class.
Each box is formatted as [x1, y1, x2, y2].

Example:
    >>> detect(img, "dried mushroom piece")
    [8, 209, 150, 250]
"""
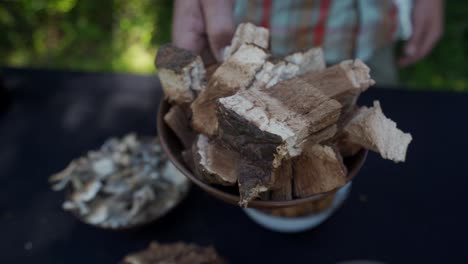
[217, 78, 342, 205]
[269, 158, 293, 201]
[49, 133, 190, 229]
[343, 101, 413, 163]
[293, 144, 348, 197]
[122, 241, 226, 264]
[252, 57, 300, 89]
[218, 78, 341, 161]
[155, 44, 206, 104]
[222, 22, 269, 60]
[164, 104, 196, 149]
[192, 135, 239, 186]
[251, 47, 325, 90]
[284, 47, 326, 75]
[191, 43, 269, 136]
[305, 59, 375, 128]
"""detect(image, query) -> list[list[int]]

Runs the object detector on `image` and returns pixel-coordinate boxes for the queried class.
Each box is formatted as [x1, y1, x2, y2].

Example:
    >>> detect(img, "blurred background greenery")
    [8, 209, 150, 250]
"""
[0, 0, 466, 91]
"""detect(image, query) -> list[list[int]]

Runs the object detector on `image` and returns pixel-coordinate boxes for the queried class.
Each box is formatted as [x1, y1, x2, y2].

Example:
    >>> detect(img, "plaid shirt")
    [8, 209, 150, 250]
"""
[234, 0, 402, 63]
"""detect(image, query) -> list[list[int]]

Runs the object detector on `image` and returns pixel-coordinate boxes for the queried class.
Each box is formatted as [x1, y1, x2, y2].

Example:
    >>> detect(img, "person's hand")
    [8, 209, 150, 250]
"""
[398, 0, 444, 67]
[172, 0, 236, 64]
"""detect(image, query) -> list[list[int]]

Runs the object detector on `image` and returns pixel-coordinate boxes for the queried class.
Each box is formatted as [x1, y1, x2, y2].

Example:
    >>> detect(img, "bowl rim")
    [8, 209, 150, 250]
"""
[157, 99, 368, 209]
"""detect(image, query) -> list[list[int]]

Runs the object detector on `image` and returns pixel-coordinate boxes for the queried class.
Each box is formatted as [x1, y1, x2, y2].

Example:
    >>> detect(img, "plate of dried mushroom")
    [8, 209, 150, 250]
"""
[156, 23, 412, 231]
[49, 133, 190, 230]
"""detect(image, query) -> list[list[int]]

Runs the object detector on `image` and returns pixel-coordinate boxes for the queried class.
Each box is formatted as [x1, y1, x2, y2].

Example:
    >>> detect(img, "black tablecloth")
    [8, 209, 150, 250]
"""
[1, 68, 467, 264]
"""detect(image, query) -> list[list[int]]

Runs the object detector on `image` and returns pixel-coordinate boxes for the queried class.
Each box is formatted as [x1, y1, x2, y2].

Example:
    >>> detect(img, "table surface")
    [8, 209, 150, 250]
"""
[1, 68, 467, 264]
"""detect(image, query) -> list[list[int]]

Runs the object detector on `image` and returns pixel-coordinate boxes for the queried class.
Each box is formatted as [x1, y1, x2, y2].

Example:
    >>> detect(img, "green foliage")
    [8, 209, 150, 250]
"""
[0, 0, 170, 74]
[398, 1, 468, 92]
[0, 0, 466, 91]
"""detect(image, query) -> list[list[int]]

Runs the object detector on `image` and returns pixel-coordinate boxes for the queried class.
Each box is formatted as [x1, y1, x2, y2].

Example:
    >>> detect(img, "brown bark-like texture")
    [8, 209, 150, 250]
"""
[218, 78, 341, 160]
[192, 135, 239, 186]
[222, 22, 269, 60]
[293, 144, 348, 197]
[217, 77, 342, 206]
[155, 44, 206, 104]
[164, 104, 196, 149]
[191, 44, 269, 137]
[270, 159, 293, 201]
[305, 59, 375, 128]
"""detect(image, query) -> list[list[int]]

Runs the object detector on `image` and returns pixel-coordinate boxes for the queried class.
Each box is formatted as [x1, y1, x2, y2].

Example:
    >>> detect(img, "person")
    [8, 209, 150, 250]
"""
[171, 0, 444, 85]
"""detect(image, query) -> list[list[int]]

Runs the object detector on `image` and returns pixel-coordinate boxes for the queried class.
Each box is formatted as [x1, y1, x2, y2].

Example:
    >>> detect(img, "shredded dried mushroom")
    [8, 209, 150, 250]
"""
[122, 241, 226, 264]
[49, 133, 189, 229]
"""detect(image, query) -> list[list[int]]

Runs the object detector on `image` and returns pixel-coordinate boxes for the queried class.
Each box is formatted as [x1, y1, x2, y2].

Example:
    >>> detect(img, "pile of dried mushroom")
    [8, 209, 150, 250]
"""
[122, 241, 225, 264]
[157, 23, 412, 207]
[49, 134, 189, 229]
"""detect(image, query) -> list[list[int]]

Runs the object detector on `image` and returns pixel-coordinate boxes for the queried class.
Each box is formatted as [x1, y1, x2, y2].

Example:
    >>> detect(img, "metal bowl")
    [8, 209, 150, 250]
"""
[157, 99, 367, 209]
